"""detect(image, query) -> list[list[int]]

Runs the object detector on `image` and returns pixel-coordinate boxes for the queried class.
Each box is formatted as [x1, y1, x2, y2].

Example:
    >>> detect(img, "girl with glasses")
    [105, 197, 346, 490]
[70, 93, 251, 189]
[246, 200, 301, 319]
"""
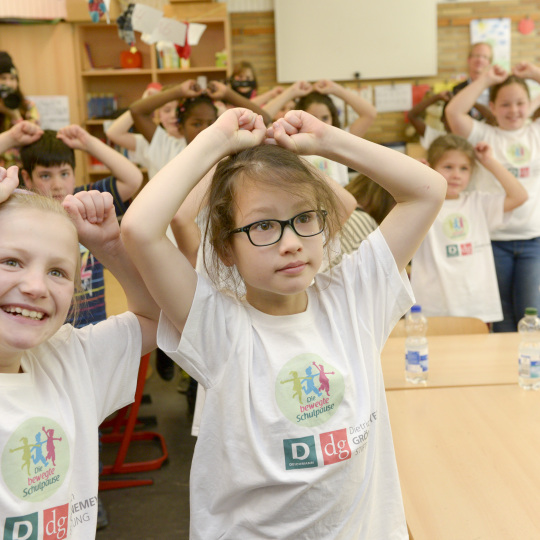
[121, 108, 445, 539]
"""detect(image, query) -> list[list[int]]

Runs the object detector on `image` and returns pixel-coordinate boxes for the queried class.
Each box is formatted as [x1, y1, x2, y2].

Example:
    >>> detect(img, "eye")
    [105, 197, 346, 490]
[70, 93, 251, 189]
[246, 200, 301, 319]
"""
[253, 220, 276, 232]
[1, 258, 20, 268]
[295, 212, 313, 224]
[49, 268, 69, 279]
[39, 173, 50, 180]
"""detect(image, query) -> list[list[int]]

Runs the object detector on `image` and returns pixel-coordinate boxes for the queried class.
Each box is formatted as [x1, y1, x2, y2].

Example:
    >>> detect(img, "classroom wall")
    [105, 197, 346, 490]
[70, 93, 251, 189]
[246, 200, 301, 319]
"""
[231, 0, 540, 144]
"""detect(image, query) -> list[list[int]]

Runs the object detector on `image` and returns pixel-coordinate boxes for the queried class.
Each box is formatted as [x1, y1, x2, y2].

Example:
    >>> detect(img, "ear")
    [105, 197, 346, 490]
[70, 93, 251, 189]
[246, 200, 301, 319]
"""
[20, 169, 33, 189]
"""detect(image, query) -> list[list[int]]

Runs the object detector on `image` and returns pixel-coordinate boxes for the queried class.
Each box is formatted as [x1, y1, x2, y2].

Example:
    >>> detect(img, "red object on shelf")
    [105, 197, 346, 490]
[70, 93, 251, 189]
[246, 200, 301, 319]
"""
[120, 49, 142, 69]
[99, 353, 168, 490]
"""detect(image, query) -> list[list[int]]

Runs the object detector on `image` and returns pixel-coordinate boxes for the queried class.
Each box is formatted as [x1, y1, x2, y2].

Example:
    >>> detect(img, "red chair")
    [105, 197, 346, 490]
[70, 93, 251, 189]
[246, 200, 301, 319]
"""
[99, 353, 168, 490]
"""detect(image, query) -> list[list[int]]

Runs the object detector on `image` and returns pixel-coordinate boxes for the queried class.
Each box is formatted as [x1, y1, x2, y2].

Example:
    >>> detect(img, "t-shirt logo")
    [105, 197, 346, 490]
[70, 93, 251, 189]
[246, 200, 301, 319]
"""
[275, 353, 344, 427]
[506, 142, 530, 166]
[442, 213, 469, 240]
[1, 417, 69, 502]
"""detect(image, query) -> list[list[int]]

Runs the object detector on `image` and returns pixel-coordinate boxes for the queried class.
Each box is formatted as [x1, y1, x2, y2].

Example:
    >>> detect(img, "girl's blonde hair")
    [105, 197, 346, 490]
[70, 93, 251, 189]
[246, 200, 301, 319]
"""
[0, 191, 82, 324]
[202, 145, 343, 296]
[346, 174, 395, 225]
[427, 134, 476, 170]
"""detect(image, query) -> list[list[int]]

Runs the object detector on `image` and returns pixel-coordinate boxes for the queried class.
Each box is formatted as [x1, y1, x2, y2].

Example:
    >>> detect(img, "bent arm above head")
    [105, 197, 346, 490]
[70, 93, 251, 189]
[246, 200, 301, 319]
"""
[0, 121, 43, 153]
[474, 142, 528, 212]
[130, 80, 202, 142]
[105, 110, 137, 152]
[408, 92, 450, 137]
[250, 85, 284, 107]
[122, 108, 267, 332]
[262, 81, 312, 120]
[63, 191, 159, 354]
[268, 111, 447, 271]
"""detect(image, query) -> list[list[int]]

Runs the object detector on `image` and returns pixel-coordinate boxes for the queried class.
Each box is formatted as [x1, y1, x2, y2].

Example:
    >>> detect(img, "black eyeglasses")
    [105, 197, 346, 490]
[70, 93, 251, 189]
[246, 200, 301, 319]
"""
[230, 210, 327, 247]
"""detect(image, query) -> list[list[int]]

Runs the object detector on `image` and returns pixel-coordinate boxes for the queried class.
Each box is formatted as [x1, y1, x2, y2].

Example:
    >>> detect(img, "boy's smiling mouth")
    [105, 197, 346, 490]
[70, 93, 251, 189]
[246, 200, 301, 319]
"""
[2, 306, 46, 320]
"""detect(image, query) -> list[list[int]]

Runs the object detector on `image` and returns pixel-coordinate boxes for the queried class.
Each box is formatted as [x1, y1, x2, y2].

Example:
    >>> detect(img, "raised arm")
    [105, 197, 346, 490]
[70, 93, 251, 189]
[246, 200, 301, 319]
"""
[251, 85, 284, 107]
[62, 190, 159, 354]
[0, 121, 43, 154]
[446, 65, 508, 138]
[313, 79, 377, 137]
[121, 109, 267, 332]
[474, 142, 528, 211]
[206, 81, 272, 126]
[105, 110, 137, 152]
[263, 81, 312, 121]
[0, 165, 19, 202]
[56, 125, 143, 202]
[408, 91, 450, 137]
[267, 111, 446, 271]
[130, 80, 201, 142]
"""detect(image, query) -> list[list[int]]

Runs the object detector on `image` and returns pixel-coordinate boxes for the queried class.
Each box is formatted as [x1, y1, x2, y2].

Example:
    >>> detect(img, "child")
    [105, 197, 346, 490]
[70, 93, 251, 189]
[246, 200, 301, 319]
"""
[446, 62, 540, 331]
[121, 108, 446, 538]
[411, 134, 528, 322]
[105, 84, 182, 180]
[229, 60, 284, 107]
[265, 79, 377, 185]
[407, 90, 450, 150]
[0, 51, 40, 171]
[0, 166, 158, 536]
[130, 79, 272, 174]
[0, 122, 143, 327]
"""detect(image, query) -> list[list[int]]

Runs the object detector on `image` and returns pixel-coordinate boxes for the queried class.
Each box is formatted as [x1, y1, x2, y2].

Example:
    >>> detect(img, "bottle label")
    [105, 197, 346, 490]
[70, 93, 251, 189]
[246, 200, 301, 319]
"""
[406, 349, 428, 372]
[519, 353, 540, 378]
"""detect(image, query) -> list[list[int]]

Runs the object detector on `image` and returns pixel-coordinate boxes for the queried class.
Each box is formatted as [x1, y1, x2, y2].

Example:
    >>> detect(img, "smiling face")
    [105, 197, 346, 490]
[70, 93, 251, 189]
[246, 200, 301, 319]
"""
[0, 71, 18, 91]
[490, 82, 530, 131]
[433, 149, 473, 200]
[22, 163, 76, 202]
[0, 206, 78, 373]
[468, 43, 492, 80]
[228, 177, 324, 315]
[158, 100, 180, 137]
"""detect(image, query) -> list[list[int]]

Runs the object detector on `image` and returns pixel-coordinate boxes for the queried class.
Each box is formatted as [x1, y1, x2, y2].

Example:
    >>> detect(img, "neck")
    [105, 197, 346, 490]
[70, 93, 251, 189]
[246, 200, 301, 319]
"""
[245, 290, 308, 316]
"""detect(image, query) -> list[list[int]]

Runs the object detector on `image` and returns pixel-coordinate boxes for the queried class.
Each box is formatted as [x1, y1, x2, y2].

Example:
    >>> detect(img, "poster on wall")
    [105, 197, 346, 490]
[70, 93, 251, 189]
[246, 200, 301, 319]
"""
[470, 18, 511, 71]
[27, 96, 70, 131]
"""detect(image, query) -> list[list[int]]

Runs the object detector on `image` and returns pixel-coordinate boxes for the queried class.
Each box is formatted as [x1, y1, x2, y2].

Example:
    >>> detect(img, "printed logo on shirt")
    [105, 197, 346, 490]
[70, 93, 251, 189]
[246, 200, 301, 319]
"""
[1, 418, 69, 502]
[3, 504, 69, 540]
[442, 213, 469, 240]
[283, 436, 318, 470]
[275, 354, 344, 427]
[446, 243, 474, 258]
[320, 429, 351, 465]
[505, 142, 530, 166]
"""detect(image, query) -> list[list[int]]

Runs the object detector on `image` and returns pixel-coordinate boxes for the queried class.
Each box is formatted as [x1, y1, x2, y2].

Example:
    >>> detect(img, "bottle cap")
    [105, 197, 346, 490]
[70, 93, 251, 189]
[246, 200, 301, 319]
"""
[410, 305, 422, 313]
[525, 307, 538, 316]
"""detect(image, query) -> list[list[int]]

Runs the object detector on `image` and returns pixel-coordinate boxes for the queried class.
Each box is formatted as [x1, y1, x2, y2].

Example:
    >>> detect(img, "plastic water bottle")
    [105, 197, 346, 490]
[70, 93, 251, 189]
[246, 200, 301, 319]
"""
[405, 305, 428, 384]
[518, 307, 540, 390]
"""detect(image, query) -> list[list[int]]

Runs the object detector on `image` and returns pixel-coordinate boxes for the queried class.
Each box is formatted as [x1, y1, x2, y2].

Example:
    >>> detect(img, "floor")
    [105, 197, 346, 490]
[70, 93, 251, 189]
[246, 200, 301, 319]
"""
[96, 358, 195, 539]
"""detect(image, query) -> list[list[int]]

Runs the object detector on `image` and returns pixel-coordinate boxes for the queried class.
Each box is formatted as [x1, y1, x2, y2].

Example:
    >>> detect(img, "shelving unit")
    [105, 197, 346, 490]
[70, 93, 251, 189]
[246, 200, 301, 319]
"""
[72, 2, 231, 180]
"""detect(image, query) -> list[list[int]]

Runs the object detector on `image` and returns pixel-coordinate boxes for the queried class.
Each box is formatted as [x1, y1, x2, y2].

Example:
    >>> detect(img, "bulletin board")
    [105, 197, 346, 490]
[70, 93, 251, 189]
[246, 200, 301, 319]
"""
[274, 0, 437, 82]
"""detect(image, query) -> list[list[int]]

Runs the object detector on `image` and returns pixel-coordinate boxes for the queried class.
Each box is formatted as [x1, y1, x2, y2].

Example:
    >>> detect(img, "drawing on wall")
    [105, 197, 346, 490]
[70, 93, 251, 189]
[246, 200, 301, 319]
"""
[470, 18, 511, 71]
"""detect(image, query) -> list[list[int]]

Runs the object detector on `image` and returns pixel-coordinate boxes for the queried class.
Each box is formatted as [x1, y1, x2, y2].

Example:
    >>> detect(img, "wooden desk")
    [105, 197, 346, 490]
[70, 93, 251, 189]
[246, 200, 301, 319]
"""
[387, 385, 540, 540]
[382, 333, 520, 390]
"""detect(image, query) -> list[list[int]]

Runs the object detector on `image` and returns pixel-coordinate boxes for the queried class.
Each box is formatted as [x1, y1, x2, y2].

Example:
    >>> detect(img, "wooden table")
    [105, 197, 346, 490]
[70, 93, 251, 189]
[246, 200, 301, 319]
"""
[382, 333, 521, 390]
[387, 385, 540, 540]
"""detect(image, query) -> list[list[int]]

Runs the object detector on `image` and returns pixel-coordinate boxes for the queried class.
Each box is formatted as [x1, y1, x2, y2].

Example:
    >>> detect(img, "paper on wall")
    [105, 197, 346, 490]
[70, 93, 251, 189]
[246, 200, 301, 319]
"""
[27, 96, 70, 131]
[374, 84, 412, 113]
[132, 4, 163, 35]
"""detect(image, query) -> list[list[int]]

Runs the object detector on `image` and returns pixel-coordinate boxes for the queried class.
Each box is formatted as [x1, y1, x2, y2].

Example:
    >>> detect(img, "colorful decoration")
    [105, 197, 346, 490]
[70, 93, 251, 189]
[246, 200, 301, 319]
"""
[88, 0, 107, 23]
[174, 23, 191, 60]
[518, 17, 535, 35]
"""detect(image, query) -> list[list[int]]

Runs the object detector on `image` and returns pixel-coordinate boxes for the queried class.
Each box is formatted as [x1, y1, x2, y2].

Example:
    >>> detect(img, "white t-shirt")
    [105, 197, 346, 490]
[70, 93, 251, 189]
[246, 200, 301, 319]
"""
[302, 155, 350, 186]
[411, 191, 505, 322]
[0, 313, 141, 539]
[147, 125, 187, 174]
[158, 229, 412, 540]
[468, 119, 540, 240]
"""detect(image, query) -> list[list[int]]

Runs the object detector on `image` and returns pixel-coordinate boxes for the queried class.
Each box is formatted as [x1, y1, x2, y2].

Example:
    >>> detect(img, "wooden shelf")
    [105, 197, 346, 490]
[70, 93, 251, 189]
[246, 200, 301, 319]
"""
[157, 66, 227, 75]
[82, 69, 154, 77]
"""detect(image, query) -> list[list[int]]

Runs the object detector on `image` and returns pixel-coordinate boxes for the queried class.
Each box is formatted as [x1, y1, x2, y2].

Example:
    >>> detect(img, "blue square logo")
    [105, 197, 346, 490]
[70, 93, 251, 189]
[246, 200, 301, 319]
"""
[283, 436, 318, 470]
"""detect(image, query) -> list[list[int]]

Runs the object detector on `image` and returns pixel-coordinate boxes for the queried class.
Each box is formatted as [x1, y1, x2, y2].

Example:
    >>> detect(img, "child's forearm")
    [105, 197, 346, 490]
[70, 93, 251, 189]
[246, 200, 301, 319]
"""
[263, 85, 298, 120]
[85, 136, 143, 200]
[333, 86, 377, 136]
[0, 130, 17, 153]
[446, 77, 488, 136]
[105, 110, 137, 151]
[223, 88, 272, 125]
[483, 158, 528, 211]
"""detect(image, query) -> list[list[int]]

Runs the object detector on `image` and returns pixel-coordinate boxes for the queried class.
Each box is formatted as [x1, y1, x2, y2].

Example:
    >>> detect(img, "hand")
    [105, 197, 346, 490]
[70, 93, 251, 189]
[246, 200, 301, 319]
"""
[512, 61, 540, 80]
[210, 108, 266, 154]
[474, 141, 493, 165]
[62, 190, 119, 249]
[286, 80, 313, 100]
[206, 80, 229, 101]
[265, 110, 330, 155]
[6, 121, 43, 147]
[0, 165, 19, 203]
[56, 125, 91, 151]
[436, 91, 452, 102]
[177, 79, 203, 98]
[485, 65, 508, 86]
[313, 79, 340, 95]
[270, 85, 284, 98]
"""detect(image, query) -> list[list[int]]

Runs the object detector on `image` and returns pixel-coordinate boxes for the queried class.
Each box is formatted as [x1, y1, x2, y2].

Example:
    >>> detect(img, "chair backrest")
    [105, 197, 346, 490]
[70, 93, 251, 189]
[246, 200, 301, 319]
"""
[390, 316, 489, 338]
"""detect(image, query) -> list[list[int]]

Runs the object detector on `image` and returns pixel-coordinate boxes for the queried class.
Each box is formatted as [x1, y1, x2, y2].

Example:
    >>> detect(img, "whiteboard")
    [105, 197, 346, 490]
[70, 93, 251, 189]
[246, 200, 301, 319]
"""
[274, 0, 437, 82]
